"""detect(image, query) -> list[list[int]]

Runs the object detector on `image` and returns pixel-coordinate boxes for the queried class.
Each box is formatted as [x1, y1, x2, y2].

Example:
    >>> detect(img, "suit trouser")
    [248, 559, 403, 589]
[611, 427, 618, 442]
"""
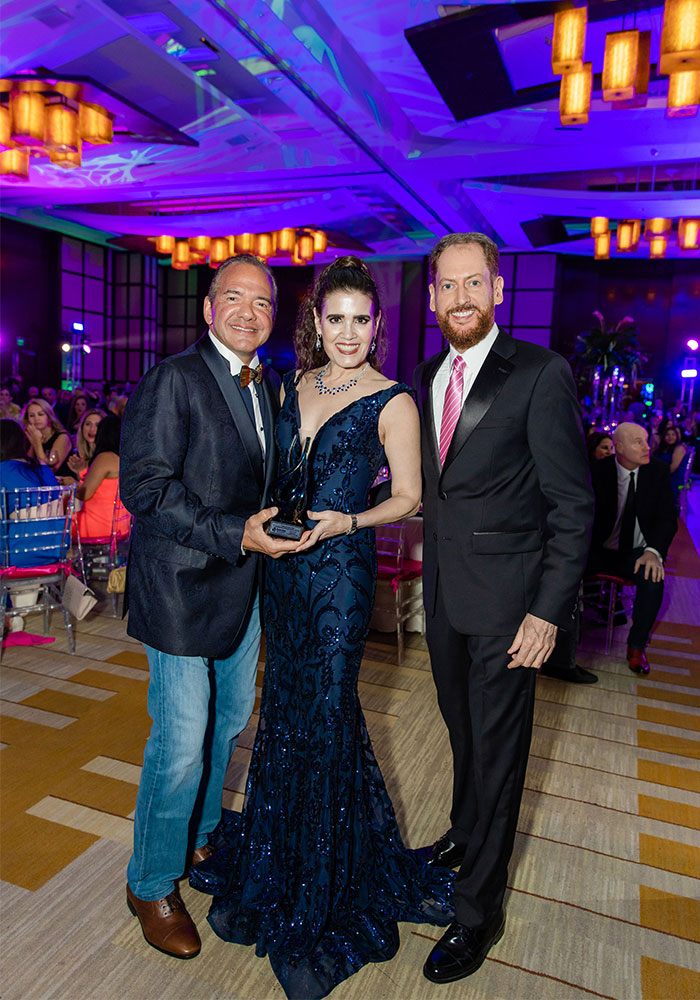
[588, 546, 664, 649]
[426, 581, 536, 927]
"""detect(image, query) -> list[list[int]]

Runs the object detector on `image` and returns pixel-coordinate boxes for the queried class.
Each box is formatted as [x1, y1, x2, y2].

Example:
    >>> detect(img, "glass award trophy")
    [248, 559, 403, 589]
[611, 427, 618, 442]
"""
[266, 436, 311, 541]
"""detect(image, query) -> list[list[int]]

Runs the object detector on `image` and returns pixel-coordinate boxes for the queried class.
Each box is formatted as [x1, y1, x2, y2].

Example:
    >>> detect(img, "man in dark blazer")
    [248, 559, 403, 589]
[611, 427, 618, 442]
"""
[120, 255, 304, 959]
[413, 233, 593, 985]
[589, 422, 677, 674]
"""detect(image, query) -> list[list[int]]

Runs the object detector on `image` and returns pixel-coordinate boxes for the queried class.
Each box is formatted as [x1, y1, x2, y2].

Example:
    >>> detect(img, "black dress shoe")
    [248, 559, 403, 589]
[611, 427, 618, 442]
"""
[540, 663, 598, 684]
[423, 910, 505, 984]
[424, 833, 465, 869]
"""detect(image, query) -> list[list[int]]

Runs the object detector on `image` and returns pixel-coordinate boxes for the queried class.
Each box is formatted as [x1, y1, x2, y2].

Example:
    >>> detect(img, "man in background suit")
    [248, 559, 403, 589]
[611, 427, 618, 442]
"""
[589, 422, 677, 674]
[120, 255, 304, 959]
[413, 233, 593, 985]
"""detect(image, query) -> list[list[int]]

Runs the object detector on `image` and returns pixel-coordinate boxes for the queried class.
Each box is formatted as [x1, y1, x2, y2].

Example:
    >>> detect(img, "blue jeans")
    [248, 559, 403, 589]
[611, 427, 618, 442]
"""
[127, 598, 260, 900]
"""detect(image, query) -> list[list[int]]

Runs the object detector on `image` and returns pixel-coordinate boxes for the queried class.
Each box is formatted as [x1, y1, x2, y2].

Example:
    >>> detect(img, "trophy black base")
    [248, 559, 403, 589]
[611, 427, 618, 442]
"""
[267, 519, 305, 541]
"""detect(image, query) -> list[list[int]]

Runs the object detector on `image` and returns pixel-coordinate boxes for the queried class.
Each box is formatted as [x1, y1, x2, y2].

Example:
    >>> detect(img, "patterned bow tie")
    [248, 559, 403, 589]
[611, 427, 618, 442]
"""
[239, 362, 264, 388]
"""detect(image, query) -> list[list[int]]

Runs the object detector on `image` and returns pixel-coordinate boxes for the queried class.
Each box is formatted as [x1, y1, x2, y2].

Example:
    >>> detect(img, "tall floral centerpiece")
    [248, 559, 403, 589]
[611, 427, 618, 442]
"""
[571, 312, 647, 426]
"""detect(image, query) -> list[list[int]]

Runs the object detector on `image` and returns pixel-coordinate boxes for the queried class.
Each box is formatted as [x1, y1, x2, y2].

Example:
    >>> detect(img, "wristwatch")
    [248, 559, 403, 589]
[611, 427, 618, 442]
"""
[346, 513, 358, 536]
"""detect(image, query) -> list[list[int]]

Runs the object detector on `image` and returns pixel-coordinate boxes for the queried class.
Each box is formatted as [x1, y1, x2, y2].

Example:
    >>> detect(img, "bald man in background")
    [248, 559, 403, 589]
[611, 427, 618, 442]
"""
[588, 422, 677, 674]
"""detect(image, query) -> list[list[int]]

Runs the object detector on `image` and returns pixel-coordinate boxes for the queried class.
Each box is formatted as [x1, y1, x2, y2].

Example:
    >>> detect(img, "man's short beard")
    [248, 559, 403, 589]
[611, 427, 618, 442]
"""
[436, 305, 494, 351]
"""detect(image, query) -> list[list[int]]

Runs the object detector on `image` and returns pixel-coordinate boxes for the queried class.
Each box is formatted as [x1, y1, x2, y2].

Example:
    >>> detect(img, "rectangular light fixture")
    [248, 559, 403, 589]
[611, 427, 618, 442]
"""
[591, 217, 609, 237]
[0, 146, 29, 181]
[667, 69, 700, 116]
[594, 231, 611, 259]
[644, 218, 672, 238]
[552, 8, 587, 74]
[659, 0, 700, 74]
[209, 236, 230, 266]
[559, 63, 592, 124]
[10, 89, 45, 145]
[172, 241, 191, 269]
[44, 94, 79, 153]
[678, 218, 700, 250]
[649, 237, 667, 258]
[79, 102, 113, 144]
[603, 30, 640, 102]
[616, 220, 641, 252]
[155, 235, 175, 253]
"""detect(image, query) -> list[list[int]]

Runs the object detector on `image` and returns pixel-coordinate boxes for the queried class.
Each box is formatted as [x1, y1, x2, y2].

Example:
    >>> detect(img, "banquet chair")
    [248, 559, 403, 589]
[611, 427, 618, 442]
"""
[373, 521, 424, 665]
[0, 484, 77, 657]
[582, 572, 635, 654]
[73, 490, 132, 617]
[678, 446, 695, 521]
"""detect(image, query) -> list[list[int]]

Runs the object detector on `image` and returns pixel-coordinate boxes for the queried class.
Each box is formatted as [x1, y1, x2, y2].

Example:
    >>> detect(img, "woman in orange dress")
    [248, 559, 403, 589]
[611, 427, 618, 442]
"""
[75, 416, 126, 539]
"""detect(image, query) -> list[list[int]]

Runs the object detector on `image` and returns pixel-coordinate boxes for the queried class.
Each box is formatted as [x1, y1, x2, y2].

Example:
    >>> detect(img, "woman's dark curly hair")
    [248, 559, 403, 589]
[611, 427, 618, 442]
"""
[294, 256, 387, 375]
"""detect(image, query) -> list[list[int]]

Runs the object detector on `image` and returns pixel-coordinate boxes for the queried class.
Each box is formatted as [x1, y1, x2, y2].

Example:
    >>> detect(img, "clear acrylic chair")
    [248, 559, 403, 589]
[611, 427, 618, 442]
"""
[0, 483, 77, 656]
[373, 521, 424, 665]
[73, 489, 132, 617]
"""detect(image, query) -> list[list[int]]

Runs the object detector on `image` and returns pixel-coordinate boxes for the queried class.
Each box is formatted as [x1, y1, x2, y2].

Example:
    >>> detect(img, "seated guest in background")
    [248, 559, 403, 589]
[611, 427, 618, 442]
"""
[654, 425, 690, 508]
[67, 408, 105, 478]
[75, 415, 125, 539]
[40, 385, 58, 409]
[589, 422, 677, 675]
[587, 431, 614, 463]
[0, 419, 62, 630]
[66, 390, 88, 437]
[0, 384, 21, 419]
[22, 398, 74, 478]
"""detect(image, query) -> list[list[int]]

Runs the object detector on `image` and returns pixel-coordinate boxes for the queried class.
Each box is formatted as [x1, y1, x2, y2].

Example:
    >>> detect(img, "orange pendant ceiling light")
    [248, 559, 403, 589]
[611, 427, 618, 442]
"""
[276, 228, 296, 254]
[616, 220, 641, 251]
[49, 139, 82, 168]
[209, 237, 230, 267]
[236, 233, 255, 253]
[666, 69, 700, 115]
[591, 217, 609, 236]
[678, 218, 700, 250]
[0, 103, 13, 149]
[155, 235, 175, 254]
[79, 102, 113, 144]
[603, 30, 640, 101]
[312, 230, 328, 253]
[0, 146, 29, 181]
[297, 233, 315, 260]
[10, 89, 44, 145]
[559, 63, 592, 124]
[255, 232, 274, 258]
[44, 95, 79, 153]
[649, 237, 668, 258]
[188, 236, 210, 259]
[172, 241, 191, 270]
[659, 0, 700, 74]
[644, 218, 672, 238]
[551, 8, 587, 73]
[594, 231, 611, 259]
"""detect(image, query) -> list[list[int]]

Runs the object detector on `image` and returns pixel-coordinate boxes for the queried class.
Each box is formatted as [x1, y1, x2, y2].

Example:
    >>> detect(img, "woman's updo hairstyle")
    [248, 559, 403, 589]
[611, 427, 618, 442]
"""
[294, 256, 387, 375]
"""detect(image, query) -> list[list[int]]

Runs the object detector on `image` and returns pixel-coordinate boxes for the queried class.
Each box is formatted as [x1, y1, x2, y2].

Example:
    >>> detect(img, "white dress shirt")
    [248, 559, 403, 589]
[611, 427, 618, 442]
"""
[208, 331, 266, 458]
[431, 323, 500, 441]
[603, 459, 661, 560]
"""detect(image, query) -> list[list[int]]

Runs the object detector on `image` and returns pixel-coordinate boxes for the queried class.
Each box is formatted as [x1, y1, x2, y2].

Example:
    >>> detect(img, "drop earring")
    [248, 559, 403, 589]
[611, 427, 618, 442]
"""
[315, 333, 321, 351]
[368, 338, 376, 356]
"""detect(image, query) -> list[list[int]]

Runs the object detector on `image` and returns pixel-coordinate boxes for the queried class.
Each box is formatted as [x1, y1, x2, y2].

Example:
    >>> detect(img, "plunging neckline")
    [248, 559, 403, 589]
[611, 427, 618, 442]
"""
[290, 376, 396, 450]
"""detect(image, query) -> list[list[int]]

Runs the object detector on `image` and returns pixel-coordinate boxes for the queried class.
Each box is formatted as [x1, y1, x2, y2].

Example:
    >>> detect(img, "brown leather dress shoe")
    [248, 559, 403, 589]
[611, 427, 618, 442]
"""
[126, 884, 201, 958]
[627, 646, 650, 674]
[190, 844, 215, 869]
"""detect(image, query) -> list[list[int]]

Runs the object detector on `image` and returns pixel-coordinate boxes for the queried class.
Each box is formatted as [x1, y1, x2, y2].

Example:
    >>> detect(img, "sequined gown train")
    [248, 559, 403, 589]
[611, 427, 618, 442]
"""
[208, 373, 453, 1000]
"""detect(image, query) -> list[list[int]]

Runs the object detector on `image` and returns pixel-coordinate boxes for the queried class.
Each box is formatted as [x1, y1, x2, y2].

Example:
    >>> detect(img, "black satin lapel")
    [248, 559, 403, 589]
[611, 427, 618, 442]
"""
[260, 371, 279, 498]
[422, 351, 446, 474]
[442, 350, 514, 471]
[196, 336, 264, 486]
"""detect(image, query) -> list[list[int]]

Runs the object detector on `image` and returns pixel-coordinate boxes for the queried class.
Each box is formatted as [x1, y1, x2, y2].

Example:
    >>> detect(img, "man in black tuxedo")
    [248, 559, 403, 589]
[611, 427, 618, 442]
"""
[589, 422, 677, 674]
[120, 255, 304, 959]
[413, 233, 593, 984]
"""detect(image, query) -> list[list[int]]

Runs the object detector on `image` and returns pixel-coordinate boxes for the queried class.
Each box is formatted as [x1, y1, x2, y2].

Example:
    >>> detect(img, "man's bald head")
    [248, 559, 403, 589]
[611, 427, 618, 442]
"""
[613, 422, 650, 470]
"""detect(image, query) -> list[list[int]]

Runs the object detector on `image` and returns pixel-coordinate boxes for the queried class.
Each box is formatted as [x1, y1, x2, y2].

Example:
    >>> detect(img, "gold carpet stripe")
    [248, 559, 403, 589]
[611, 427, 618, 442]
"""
[637, 759, 700, 793]
[0, 666, 114, 702]
[637, 730, 700, 759]
[82, 756, 141, 784]
[26, 796, 133, 846]
[638, 794, 700, 830]
[0, 699, 76, 729]
[641, 956, 700, 1000]
[637, 686, 700, 708]
[639, 885, 700, 943]
[647, 669, 700, 690]
[105, 650, 149, 670]
[20, 688, 103, 719]
[639, 834, 700, 878]
[0, 813, 96, 891]
[637, 705, 700, 732]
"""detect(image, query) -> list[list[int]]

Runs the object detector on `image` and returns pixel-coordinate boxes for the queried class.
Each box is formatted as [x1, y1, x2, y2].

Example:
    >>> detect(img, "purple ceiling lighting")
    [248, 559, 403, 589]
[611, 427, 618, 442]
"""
[0, 0, 696, 259]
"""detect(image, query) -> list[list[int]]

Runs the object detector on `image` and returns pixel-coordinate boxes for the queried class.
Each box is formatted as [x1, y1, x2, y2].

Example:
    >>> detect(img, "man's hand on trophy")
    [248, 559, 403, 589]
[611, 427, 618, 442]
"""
[242, 507, 311, 558]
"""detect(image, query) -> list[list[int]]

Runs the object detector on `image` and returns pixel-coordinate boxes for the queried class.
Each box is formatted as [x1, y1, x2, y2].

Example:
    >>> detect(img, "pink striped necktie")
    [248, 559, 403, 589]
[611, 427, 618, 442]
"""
[439, 355, 466, 466]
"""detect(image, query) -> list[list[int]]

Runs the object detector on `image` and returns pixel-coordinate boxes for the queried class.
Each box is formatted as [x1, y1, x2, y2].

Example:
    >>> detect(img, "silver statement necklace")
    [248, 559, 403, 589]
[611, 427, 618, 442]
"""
[314, 361, 370, 396]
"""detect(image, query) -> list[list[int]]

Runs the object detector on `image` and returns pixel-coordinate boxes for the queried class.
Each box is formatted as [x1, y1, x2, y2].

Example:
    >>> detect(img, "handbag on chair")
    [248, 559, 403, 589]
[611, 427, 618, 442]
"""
[62, 573, 97, 621]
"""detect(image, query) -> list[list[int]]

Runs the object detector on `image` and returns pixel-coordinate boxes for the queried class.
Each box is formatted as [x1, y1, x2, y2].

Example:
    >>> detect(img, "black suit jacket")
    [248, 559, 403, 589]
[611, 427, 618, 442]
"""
[590, 455, 677, 560]
[120, 333, 279, 658]
[414, 328, 593, 635]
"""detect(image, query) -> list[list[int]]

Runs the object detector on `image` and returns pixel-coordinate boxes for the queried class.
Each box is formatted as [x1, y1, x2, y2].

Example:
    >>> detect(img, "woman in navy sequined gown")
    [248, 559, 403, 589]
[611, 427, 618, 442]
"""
[207, 259, 453, 999]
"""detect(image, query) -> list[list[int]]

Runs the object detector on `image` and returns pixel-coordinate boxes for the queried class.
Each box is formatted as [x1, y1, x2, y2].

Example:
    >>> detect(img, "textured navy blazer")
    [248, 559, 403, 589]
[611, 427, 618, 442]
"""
[120, 333, 279, 659]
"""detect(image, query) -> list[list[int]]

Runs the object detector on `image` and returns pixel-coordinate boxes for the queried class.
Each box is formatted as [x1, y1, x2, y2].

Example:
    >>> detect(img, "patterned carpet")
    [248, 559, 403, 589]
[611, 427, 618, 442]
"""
[1, 505, 699, 1000]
